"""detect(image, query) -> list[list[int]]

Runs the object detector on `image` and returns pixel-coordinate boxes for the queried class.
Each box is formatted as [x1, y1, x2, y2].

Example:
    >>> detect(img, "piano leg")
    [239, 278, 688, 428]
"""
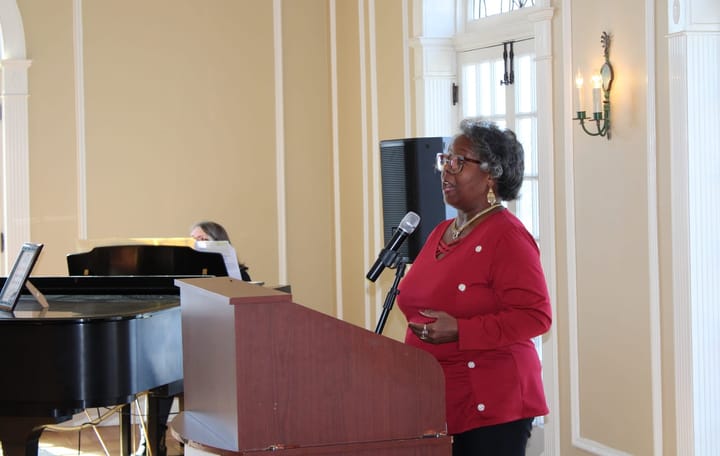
[0, 440, 38, 456]
[143, 381, 183, 456]
[120, 404, 132, 456]
[0, 416, 55, 456]
[146, 395, 173, 456]
[132, 384, 183, 456]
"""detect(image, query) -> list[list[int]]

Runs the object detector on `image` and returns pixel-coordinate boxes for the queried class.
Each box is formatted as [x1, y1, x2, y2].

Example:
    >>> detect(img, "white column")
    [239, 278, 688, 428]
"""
[668, 0, 720, 454]
[409, 0, 457, 137]
[410, 37, 456, 137]
[1, 58, 31, 269]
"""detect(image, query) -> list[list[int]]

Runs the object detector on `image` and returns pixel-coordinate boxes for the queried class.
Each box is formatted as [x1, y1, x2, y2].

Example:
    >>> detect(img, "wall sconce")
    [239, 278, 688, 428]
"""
[574, 32, 614, 139]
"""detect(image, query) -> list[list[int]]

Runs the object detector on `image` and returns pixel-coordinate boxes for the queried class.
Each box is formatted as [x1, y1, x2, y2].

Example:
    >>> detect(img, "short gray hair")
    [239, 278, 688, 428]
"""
[456, 118, 525, 201]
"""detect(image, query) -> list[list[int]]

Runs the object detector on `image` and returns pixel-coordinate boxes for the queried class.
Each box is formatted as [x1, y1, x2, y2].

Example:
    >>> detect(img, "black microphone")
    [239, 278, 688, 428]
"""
[366, 211, 421, 282]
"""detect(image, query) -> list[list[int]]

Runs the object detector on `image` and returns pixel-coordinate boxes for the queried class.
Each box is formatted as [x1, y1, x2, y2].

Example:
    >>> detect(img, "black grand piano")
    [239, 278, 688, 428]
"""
[0, 245, 230, 456]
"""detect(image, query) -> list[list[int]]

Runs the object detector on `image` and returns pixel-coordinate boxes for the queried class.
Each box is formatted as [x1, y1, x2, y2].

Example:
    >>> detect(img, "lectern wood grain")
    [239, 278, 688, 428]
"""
[174, 277, 450, 455]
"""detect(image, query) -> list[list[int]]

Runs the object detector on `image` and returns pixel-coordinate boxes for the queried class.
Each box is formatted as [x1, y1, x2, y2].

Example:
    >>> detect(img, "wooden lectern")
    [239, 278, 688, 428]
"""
[172, 277, 451, 455]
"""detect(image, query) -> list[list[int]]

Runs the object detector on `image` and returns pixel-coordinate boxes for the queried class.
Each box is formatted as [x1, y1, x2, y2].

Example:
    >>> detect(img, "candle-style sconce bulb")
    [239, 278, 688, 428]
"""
[575, 69, 584, 115]
[573, 31, 614, 139]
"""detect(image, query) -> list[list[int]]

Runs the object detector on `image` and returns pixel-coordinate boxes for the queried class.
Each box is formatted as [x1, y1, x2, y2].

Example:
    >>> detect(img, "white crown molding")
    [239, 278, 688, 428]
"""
[357, 0, 373, 329]
[644, 1, 663, 454]
[367, 0, 385, 330]
[273, 0, 288, 285]
[73, 0, 87, 240]
[329, 0, 344, 320]
[668, 0, 720, 34]
[409, 36, 455, 48]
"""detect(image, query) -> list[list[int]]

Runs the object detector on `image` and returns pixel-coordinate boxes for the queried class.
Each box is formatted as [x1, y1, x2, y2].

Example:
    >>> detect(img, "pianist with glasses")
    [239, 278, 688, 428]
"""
[396, 118, 552, 455]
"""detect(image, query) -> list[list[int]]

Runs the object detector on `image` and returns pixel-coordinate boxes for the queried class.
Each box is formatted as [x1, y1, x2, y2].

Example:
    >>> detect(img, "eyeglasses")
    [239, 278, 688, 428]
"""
[435, 153, 484, 174]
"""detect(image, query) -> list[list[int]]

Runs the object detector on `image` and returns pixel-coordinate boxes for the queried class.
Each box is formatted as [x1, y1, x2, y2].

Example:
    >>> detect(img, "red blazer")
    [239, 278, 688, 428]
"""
[397, 209, 551, 434]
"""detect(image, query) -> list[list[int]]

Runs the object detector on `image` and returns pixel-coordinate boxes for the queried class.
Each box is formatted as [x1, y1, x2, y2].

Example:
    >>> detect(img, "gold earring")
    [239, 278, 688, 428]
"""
[487, 187, 496, 205]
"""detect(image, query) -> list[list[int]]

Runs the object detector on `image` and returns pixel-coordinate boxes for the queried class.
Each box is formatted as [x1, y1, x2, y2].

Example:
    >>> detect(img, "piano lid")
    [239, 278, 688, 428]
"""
[0, 275, 195, 296]
[1, 294, 179, 321]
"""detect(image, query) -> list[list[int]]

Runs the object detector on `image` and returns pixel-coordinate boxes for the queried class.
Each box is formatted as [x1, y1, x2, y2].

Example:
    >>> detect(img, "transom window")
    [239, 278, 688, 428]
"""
[469, 0, 536, 19]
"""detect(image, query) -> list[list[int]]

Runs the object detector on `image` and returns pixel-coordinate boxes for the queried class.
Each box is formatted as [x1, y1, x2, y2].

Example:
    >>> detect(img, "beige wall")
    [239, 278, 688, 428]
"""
[9, 0, 687, 454]
[556, 0, 673, 454]
[569, 0, 654, 452]
[23, 0, 78, 276]
[23, 0, 280, 280]
[282, 0, 335, 318]
[18, 0, 412, 334]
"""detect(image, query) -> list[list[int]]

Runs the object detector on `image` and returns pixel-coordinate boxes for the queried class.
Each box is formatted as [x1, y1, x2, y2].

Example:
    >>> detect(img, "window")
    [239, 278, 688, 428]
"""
[456, 17, 544, 431]
[457, 40, 539, 240]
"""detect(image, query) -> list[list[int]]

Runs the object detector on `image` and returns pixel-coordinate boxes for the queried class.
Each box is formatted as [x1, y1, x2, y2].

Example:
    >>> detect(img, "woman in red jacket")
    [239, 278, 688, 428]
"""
[397, 119, 552, 456]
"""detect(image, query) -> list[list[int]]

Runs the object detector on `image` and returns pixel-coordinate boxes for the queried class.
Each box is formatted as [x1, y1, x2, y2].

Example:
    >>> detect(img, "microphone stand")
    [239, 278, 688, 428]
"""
[374, 256, 408, 335]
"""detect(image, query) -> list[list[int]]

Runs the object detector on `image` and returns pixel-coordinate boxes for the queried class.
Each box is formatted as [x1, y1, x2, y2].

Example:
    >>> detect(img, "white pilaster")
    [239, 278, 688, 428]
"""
[669, 0, 720, 453]
[1, 58, 31, 268]
[410, 36, 456, 136]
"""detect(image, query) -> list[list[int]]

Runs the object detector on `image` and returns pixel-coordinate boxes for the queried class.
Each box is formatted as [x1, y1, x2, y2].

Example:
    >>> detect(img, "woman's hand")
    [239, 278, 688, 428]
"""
[408, 309, 459, 344]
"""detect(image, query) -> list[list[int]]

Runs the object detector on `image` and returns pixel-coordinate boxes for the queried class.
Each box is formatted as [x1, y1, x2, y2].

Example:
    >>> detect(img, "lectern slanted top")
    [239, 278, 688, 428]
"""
[174, 277, 449, 455]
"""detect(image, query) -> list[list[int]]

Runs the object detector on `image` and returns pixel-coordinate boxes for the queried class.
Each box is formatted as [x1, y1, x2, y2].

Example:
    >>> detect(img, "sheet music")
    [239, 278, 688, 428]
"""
[193, 240, 243, 280]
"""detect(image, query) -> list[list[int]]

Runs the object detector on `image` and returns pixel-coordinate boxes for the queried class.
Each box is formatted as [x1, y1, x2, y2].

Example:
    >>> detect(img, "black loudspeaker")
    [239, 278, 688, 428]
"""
[379, 137, 452, 263]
